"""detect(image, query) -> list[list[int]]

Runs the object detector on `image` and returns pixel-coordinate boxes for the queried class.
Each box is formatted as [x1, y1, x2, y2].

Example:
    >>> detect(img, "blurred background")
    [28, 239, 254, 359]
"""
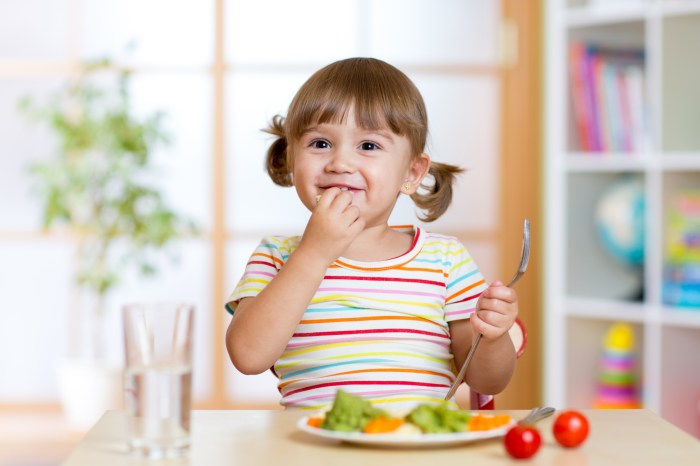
[11, 0, 700, 464]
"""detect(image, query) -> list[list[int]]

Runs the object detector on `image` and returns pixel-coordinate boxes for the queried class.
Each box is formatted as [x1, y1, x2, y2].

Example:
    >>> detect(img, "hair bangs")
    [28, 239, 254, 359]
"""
[285, 58, 427, 153]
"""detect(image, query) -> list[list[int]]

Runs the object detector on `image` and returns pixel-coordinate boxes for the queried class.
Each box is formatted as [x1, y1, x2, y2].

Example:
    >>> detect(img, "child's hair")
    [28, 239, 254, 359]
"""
[264, 57, 463, 222]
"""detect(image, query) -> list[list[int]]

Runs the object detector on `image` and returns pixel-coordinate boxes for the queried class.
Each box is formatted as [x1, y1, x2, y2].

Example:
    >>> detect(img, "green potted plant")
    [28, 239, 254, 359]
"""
[20, 59, 197, 429]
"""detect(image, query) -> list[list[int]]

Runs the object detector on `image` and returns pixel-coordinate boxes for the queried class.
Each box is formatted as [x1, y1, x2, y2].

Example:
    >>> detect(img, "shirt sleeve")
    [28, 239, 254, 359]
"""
[225, 237, 285, 315]
[443, 239, 488, 323]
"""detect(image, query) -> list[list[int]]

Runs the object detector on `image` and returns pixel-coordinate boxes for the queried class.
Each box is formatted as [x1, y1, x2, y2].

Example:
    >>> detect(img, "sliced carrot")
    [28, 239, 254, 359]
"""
[468, 414, 511, 431]
[493, 414, 511, 425]
[363, 416, 404, 434]
[306, 417, 323, 428]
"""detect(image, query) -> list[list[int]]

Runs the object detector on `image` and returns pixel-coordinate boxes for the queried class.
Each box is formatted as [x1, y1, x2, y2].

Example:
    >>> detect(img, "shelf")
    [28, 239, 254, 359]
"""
[660, 154, 700, 170]
[661, 307, 700, 328]
[567, 0, 700, 24]
[565, 153, 700, 172]
[546, 0, 700, 439]
[565, 297, 700, 328]
[566, 297, 647, 322]
[566, 153, 649, 172]
[566, 6, 648, 28]
[660, 1, 700, 18]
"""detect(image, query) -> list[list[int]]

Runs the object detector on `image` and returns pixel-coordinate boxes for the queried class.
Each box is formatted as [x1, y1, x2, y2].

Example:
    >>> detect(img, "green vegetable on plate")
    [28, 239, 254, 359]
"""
[320, 390, 475, 434]
[321, 390, 389, 432]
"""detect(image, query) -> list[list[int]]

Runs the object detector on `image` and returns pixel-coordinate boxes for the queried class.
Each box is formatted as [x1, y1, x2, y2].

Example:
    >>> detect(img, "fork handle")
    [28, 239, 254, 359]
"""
[444, 333, 482, 400]
[519, 406, 555, 425]
[444, 274, 523, 400]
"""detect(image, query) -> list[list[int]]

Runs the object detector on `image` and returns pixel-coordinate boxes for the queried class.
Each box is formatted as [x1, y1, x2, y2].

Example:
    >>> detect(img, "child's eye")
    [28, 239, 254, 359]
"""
[310, 139, 330, 149]
[360, 141, 380, 151]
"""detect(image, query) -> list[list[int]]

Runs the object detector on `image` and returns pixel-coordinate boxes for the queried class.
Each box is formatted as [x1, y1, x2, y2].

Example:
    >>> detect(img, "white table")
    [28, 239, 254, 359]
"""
[62, 409, 700, 465]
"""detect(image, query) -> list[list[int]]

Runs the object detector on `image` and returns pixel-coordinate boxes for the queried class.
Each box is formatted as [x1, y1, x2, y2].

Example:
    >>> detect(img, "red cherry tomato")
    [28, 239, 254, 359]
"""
[504, 425, 542, 459]
[553, 410, 590, 448]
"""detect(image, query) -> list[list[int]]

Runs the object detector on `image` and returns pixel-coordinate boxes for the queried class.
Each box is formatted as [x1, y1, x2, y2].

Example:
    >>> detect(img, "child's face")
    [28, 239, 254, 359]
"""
[291, 110, 428, 228]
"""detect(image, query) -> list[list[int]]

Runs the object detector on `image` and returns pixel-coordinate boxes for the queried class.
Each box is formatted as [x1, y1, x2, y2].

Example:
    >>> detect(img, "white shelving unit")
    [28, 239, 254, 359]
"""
[544, 0, 700, 438]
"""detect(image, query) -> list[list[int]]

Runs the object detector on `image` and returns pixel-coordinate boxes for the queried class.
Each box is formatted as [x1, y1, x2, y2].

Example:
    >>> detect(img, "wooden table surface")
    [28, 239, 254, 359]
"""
[61, 409, 700, 466]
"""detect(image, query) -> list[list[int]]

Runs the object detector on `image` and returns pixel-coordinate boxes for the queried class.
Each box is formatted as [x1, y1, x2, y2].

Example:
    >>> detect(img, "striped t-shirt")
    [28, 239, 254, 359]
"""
[226, 226, 488, 411]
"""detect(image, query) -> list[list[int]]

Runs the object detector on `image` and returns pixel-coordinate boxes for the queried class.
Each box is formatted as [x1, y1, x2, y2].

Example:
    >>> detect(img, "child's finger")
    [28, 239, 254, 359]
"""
[472, 312, 500, 338]
[473, 312, 512, 339]
[483, 286, 517, 303]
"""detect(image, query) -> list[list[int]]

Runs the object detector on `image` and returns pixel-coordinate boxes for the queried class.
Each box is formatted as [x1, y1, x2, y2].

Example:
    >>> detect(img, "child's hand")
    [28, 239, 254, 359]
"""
[471, 281, 518, 341]
[298, 187, 365, 265]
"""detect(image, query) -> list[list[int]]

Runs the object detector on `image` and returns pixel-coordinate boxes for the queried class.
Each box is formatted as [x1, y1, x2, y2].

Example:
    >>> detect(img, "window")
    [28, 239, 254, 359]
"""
[0, 0, 502, 409]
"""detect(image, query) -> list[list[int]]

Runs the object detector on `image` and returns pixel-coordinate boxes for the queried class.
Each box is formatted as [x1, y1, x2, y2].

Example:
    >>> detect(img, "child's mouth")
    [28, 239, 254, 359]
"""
[320, 185, 362, 195]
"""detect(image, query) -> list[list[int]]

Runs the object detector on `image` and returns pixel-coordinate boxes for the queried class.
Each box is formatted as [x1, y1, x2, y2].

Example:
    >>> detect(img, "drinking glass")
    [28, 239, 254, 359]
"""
[122, 303, 194, 458]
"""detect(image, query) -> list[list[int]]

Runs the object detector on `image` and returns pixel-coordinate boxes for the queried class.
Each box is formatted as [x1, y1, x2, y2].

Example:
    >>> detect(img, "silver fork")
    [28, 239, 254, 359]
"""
[519, 406, 555, 425]
[444, 218, 531, 400]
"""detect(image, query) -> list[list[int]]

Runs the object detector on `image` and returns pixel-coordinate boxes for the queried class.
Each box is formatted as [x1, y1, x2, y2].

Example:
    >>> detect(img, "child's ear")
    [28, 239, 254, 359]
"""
[403, 153, 431, 194]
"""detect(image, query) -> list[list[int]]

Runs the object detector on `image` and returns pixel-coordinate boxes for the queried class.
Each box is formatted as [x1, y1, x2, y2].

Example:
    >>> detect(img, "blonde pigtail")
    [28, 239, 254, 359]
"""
[411, 161, 465, 222]
[264, 114, 293, 187]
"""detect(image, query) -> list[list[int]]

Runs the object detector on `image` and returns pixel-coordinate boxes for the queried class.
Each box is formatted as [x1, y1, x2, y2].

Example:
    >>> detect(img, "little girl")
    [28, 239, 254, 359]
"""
[225, 57, 518, 411]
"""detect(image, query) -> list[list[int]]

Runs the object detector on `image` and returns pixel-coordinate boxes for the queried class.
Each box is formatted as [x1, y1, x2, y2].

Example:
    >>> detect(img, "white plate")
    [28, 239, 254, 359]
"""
[296, 417, 513, 448]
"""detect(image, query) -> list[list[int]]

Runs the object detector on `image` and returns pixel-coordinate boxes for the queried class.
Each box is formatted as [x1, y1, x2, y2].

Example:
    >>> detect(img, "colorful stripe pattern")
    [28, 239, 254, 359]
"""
[227, 226, 487, 411]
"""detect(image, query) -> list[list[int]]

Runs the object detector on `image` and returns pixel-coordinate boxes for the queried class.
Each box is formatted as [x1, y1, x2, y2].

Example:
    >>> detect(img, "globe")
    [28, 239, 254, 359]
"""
[595, 176, 645, 267]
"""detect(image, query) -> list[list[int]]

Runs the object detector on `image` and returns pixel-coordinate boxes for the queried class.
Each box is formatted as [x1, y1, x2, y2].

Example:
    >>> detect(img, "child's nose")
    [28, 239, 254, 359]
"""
[325, 147, 356, 173]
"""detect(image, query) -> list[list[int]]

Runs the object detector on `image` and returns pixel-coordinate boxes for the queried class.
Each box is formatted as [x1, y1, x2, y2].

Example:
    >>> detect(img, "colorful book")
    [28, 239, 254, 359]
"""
[569, 42, 591, 150]
[663, 190, 700, 308]
[568, 42, 646, 153]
